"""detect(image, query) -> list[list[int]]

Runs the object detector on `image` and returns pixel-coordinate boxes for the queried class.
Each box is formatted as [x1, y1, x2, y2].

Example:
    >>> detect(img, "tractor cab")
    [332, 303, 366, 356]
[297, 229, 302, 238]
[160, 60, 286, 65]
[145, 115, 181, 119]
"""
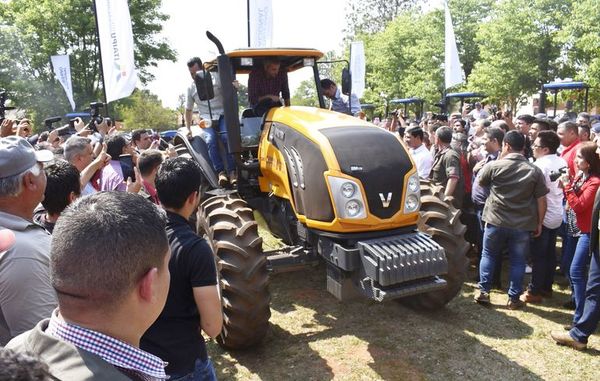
[442, 92, 486, 116]
[389, 97, 425, 122]
[538, 81, 589, 118]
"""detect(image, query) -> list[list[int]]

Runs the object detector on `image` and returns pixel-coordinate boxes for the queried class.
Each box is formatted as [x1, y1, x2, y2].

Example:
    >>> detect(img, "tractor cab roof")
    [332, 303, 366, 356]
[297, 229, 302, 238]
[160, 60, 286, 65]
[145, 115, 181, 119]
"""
[445, 92, 486, 99]
[389, 97, 424, 105]
[205, 48, 324, 75]
[542, 81, 589, 91]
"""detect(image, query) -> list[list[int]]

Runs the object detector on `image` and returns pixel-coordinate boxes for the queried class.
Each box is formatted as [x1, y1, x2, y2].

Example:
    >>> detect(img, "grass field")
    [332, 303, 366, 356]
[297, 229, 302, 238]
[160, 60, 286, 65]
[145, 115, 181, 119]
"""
[207, 243, 600, 380]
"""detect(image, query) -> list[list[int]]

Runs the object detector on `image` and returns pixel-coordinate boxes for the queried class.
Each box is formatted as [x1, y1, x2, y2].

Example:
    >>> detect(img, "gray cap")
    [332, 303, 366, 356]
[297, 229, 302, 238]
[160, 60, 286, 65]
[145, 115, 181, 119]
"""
[591, 122, 600, 134]
[0, 136, 53, 178]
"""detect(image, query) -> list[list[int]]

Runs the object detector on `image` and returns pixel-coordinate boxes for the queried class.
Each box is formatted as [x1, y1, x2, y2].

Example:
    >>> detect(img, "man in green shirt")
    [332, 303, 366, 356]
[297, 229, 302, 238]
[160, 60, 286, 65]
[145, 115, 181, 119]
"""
[475, 130, 548, 309]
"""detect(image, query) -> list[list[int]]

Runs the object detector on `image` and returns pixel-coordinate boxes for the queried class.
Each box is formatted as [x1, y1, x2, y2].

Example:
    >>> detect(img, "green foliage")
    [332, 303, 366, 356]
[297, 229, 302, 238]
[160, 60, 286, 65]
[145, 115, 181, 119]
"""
[559, 0, 600, 106]
[116, 89, 176, 131]
[342, 0, 600, 113]
[291, 79, 319, 107]
[361, 11, 445, 116]
[447, 0, 494, 79]
[0, 0, 175, 128]
[468, 0, 572, 111]
[344, 0, 418, 36]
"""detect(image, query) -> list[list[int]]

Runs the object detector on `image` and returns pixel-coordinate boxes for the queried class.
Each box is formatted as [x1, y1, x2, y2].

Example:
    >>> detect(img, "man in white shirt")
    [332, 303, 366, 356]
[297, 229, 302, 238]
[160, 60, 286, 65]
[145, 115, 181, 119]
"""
[468, 102, 489, 120]
[404, 126, 433, 179]
[521, 130, 567, 303]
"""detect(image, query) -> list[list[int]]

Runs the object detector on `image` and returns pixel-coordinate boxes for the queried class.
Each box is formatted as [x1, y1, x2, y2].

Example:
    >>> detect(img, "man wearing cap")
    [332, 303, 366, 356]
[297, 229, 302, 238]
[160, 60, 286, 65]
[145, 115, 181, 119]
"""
[0, 136, 56, 345]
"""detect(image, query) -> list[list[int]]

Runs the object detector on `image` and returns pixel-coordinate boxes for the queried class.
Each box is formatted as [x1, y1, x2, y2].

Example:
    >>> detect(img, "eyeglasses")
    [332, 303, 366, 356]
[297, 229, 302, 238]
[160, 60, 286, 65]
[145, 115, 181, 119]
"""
[532, 144, 545, 149]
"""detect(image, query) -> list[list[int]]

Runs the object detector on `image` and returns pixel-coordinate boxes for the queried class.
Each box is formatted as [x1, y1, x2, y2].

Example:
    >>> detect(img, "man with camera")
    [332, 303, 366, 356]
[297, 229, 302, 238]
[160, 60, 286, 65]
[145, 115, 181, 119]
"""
[185, 57, 236, 187]
[521, 131, 566, 304]
[0, 136, 55, 345]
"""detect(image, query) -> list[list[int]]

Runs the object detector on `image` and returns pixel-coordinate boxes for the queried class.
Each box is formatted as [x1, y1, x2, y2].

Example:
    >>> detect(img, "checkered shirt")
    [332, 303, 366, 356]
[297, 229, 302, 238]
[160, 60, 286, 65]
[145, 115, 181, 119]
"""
[47, 311, 167, 381]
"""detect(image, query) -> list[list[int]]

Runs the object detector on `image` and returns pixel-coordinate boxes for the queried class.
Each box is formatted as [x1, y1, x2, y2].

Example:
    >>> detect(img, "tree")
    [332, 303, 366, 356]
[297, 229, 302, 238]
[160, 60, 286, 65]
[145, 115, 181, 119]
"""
[0, 0, 175, 128]
[361, 11, 445, 116]
[116, 89, 176, 131]
[447, 0, 494, 80]
[559, 0, 600, 106]
[291, 79, 319, 107]
[344, 0, 419, 37]
[467, 0, 572, 111]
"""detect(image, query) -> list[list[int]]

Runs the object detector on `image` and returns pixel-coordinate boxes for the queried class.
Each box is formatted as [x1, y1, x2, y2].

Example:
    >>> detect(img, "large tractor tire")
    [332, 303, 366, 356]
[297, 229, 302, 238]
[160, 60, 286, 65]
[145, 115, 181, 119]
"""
[198, 195, 271, 349]
[400, 180, 469, 310]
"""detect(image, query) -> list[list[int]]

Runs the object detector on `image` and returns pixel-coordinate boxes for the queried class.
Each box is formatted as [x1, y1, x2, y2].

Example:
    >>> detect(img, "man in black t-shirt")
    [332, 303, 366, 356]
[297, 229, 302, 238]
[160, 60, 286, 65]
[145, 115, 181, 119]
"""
[141, 157, 222, 380]
[33, 161, 81, 234]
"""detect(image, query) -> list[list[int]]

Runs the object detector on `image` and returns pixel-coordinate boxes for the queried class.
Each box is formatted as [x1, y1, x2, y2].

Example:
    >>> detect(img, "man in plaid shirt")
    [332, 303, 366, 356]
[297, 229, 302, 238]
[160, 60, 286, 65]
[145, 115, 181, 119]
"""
[248, 57, 290, 116]
[7, 192, 171, 380]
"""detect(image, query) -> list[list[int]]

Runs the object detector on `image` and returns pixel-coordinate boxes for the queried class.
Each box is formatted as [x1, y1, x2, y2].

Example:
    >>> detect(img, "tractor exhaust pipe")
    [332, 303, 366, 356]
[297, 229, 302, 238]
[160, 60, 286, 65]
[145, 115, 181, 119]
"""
[206, 31, 225, 55]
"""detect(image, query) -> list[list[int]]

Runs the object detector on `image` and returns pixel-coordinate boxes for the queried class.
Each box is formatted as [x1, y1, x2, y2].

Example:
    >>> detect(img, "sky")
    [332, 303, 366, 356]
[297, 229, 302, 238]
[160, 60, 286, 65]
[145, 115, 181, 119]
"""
[146, 0, 349, 108]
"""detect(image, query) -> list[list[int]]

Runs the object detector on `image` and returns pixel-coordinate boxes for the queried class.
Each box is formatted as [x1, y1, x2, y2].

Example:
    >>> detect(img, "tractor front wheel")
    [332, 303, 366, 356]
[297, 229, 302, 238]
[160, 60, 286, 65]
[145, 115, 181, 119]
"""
[399, 180, 469, 310]
[198, 195, 271, 349]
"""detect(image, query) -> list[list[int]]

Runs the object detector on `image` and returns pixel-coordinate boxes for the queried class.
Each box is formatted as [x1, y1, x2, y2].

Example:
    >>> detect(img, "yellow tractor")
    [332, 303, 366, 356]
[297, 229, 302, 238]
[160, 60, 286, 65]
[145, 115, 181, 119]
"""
[175, 32, 468, 350]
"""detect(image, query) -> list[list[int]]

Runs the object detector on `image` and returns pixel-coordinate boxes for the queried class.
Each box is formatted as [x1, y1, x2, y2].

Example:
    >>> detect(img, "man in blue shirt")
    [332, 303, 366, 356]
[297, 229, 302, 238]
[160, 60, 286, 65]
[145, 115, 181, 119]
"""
[320, 79, 361, 116]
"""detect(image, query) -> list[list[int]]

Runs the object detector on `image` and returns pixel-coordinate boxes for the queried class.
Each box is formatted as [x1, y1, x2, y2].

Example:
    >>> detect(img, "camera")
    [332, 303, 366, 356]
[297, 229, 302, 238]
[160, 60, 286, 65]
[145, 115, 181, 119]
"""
[87, 101, 106, 132]
[549, 167, 567, 182]
[44, 116, 62, 131]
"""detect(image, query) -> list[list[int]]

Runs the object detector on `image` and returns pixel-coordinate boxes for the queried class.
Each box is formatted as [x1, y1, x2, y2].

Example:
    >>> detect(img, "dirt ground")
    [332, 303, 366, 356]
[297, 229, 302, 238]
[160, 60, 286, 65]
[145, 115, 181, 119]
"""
[207, 260, 600, 381]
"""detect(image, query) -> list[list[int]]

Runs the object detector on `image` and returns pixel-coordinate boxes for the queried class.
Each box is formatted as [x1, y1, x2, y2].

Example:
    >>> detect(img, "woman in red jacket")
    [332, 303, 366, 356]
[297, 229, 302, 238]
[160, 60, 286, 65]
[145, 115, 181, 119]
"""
[561, 142, 600, 327]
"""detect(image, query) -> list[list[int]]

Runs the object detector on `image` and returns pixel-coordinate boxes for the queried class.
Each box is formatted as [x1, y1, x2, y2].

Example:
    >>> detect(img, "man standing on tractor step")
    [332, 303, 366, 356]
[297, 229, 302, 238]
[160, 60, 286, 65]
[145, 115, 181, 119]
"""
[141, 157, 222, 380]
[185, 57, 237, 187]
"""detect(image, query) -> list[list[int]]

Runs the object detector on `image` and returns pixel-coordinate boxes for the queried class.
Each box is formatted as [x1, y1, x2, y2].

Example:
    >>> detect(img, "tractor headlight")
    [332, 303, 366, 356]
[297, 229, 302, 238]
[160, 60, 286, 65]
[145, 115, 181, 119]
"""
[405, 195, 419, 213]
[327, 176, 367, 219]
[404, 174, 420, 213]
[345, 200, 362, 217]
[341, 182, 356, 198]
[407, 175, 419, 193]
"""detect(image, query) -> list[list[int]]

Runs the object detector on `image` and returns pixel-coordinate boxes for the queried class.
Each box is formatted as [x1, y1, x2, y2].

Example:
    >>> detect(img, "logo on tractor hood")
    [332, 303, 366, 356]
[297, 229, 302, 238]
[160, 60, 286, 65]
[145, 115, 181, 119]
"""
[379, 192, 392, 208]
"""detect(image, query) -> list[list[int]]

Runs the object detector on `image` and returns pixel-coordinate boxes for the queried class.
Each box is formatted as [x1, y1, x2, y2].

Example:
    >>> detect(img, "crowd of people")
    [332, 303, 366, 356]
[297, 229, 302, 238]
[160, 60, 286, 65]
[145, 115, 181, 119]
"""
[1, 64, 600, 379]
[396, 106, 600, 350]
[0, 113, 221, 380]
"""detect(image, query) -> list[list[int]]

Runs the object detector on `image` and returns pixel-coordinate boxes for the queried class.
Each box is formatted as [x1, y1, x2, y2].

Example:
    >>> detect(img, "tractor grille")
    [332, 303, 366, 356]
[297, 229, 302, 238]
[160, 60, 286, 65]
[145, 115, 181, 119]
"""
[321, 127, 413, 219]
[358, 232, 447, 287]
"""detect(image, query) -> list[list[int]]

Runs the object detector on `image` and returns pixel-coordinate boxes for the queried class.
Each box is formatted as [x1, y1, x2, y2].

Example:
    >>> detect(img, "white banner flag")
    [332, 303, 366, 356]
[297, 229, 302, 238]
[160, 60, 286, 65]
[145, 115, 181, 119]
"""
[95, 0, 138, 103]
[445, 1, 463, 90]
[350, 41, 366, 98]
[51, 55, 76, 111]
[249, 0, 273, 47]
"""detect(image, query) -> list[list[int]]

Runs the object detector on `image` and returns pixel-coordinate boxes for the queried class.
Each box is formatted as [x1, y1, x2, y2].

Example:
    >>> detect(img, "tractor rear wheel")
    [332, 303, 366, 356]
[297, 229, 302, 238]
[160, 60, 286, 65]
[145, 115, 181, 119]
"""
[198, 195, 271, 349]
[399, 180, 469, 310]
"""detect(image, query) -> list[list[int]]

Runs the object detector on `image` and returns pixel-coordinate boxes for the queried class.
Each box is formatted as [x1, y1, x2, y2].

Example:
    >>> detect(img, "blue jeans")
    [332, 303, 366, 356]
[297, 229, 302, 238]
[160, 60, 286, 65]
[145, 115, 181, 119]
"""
[570, 233, 592, 324]
[479, 224, 529, 300]
[528, 226, 558, 294]
[570, 250, 600, 344]
[169, 358, 217, 381]
[201, 116, 235, 173]
[561, 234, 579, 280]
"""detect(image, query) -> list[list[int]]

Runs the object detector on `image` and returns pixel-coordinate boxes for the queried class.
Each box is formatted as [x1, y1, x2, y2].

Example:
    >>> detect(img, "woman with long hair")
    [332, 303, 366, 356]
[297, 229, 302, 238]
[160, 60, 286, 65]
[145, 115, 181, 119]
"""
[561, 142, 600, 327]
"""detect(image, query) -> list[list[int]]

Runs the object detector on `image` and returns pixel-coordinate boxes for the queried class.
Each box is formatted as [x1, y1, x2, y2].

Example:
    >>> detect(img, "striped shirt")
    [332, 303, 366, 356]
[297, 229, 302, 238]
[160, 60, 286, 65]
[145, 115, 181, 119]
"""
[47, 310, 166, 381]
